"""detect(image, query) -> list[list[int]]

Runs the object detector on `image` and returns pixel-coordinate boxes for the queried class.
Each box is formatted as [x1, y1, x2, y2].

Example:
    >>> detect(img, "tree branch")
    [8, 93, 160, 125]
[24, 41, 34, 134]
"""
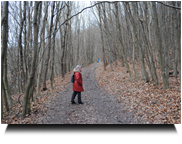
[156, 1, 181, 10]
[122, 1, 181, 10]
[1, 16, 6, 28]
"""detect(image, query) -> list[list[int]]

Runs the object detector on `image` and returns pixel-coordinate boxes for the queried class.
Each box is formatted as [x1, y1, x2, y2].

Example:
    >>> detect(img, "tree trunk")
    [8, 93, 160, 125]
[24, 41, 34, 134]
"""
[42, 2, 55, 91]
[23, 1, 40, 116]
[3, 1, 12, 108]
[123, 2, 138, 78]
[18, 1, 26, 92]
[161, 3, 169, 87]
[2, 81, 9, 112]
[126, 2, 150, 83]
[24, 1, 27, 86]
[101, 3, 114, 71]
[36, 1, 48, 97]
[173, 1, 181, 86]
[115, 3, 124, 67]
[97, 4, 106, 71]
[3, 45, 12, 108]
[50, 2, 60, 92]
[152, 2, 168, 89]
[1, 1, 9, 115]
[147, 1, 159, 86]
[25, 1, 31, 82]
[108, 3, 117, 67]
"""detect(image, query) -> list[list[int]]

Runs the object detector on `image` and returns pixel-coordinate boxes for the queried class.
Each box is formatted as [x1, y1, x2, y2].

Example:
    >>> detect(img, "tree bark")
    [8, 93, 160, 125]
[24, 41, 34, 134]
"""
[172, 1, 181, 86]
[161, 2, 169, 87]
[42, 2, 55, 90]
[123, 2, 138, 78]
[18, 1, 26, 92]
[50, 2, 60, 92]
[1, 1, 9, 115]
[23, 1, 41, 116]
[114, 3, 124, 67]
[101, 3, 114, 71]
[97, 4, 106, 71]
[25, 1, 31, 82]
[126, 2, 150, 83]
[2, 81, 9, 112]
[3, 41, 12, 108]
[36, 1, 48, 97]
[152, 2, 168, 89]
[147, 1, 159, 86]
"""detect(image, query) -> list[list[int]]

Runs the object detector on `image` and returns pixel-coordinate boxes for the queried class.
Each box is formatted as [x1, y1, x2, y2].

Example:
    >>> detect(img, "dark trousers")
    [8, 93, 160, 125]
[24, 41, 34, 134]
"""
[71, 91, 82, 103]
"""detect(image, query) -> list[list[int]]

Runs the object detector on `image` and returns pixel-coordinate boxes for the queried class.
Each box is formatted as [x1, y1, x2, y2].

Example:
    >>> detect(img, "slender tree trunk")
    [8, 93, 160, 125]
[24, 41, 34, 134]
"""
[147, 1, 159, 86]
[68, 2, 73, 71]
[97, 4, 106, 71]
[1, 1, 9, 115]
[3, 45, 12, 108]
[123, 3, 138, 78]
[26, 2, 31, 82]
[126, 2, 149, 82]
[108, 3, 117, 66]
[115, 2, 132, 79]
[61, 23, 68, 78]
[23, 2, 27, 86]
[152, 2, 168, 89]
[161, 3, 169, 87]
[42, 2, 55, 90]
[50, 2, 60, 92]
[102, 3, 114, 71]
[19, 1, 26, 92]
[36, 1, 48, 97]
[3, 1, 12, 108]
[173, 2, 181, 86]
[23, 1, 40, 116]
[2, 81, 9, 112]
[115, 3, 124, 67]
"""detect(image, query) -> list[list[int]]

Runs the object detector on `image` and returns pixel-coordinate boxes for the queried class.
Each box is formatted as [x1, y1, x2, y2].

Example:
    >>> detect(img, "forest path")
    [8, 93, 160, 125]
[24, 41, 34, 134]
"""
[41, 62, 137, 124]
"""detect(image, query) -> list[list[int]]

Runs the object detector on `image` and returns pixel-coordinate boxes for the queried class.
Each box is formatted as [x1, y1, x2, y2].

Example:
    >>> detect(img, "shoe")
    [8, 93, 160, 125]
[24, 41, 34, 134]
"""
[71, 101, 76, 104]
[79, 102, 84, 104]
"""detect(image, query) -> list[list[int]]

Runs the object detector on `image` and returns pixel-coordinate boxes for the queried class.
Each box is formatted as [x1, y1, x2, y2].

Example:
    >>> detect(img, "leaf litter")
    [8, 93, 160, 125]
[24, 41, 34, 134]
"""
[1, 72, 73, 124]
[1, 62, 180, 124]
[95, 61, 181, 124]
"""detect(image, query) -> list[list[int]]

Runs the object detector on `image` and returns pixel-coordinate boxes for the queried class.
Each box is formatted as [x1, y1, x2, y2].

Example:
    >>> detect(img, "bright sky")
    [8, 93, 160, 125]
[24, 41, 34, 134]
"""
[76, 1, 98, 28]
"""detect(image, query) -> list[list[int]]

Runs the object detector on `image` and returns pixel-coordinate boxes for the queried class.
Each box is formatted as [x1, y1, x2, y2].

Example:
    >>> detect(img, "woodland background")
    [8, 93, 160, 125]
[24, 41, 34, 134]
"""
[1, 1, 181, 123]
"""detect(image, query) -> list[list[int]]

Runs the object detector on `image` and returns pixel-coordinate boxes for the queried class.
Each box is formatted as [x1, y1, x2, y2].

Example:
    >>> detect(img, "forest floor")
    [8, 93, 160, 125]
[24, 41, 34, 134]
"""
[1, 61, 181, 124]
[95, 61, 181, 124]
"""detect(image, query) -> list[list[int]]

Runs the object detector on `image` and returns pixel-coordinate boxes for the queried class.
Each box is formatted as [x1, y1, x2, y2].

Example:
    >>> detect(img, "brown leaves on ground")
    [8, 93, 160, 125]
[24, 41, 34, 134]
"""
[95, 61, 181, 124]
[1, 72, 73, 124]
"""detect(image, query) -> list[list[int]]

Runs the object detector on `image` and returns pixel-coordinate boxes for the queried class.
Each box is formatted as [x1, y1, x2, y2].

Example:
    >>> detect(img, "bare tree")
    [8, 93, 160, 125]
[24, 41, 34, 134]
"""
[36, 1, 48, 97]
[18, 1, 26, 92]
[101, 3, 114, 71]
[152, 2, 168, 89]
[172, 1, 181, 85]
[23, 1, 41, 116]
[126, 2, 150, 82]
[42, 2, 55, 91]
[161, 2, 169, 86]
[97, 3, 107, 70]
[50, 2, 60, 92]
[1, 1, 9, 117]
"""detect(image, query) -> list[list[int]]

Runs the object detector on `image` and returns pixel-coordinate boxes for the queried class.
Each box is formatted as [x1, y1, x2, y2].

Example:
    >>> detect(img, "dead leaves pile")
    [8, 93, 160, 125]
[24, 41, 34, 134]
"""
[2, 72, 73, 124]
[95, 61, 181, 124]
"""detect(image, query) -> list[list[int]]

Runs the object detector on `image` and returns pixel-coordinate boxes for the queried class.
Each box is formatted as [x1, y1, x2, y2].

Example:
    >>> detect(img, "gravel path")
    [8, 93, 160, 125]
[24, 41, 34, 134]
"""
[40, 63, 137, 124]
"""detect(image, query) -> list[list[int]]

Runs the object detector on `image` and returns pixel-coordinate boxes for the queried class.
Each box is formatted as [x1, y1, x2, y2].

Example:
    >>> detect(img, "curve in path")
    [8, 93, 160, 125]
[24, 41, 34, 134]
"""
[40, 63, 137, 124]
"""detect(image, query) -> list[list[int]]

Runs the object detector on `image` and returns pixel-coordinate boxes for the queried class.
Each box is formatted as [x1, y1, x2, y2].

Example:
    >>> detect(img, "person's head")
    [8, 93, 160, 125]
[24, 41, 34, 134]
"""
[74, 65, 82, 73]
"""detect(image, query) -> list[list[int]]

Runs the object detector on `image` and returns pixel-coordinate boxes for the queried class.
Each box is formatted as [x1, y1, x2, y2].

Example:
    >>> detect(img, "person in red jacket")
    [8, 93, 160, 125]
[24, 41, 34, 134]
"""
[71, 65, 84, 104]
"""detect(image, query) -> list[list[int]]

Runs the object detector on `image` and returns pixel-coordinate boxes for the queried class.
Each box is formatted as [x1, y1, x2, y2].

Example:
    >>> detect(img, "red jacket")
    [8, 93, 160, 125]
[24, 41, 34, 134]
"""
[73, 72, 84, 92]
